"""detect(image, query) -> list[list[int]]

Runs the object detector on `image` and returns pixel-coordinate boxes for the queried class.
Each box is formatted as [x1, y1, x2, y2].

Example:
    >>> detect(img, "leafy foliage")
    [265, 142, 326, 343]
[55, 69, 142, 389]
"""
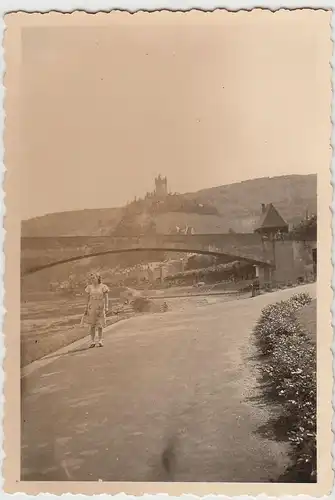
[290, 214, 317, 240]
[131, 297, 153, 313]
[253, 292, 316, 481]
[131, 296, 168, 313]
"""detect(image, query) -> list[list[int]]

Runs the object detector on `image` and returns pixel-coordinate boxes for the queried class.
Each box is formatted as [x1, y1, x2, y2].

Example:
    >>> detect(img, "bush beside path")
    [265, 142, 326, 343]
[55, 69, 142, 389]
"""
[253, 292, 317, 482]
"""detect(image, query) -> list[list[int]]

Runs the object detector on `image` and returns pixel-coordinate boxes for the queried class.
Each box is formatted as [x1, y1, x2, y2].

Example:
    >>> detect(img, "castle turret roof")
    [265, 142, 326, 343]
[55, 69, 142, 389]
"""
[254, 203, 288, 233]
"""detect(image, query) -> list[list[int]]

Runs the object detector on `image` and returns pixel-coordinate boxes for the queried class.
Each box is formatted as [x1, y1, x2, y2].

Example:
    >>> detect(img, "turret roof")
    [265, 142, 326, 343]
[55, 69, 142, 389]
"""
[254, 203, 288, 232]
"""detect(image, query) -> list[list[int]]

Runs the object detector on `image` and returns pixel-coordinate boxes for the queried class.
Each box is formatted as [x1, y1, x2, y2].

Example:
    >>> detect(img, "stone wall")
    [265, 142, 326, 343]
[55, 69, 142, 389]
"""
[256, 239, 317, 286]
[272, 240, 316, 284]
[273, 241, 297, 283]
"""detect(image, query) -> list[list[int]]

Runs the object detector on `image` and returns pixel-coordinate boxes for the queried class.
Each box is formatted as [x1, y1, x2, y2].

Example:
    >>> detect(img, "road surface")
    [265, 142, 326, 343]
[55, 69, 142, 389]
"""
[21, 284, 316, 482]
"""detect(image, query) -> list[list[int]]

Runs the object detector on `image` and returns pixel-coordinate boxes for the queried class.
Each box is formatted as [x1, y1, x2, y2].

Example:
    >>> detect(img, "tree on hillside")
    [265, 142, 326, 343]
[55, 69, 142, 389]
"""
[291, 214, 317, 240]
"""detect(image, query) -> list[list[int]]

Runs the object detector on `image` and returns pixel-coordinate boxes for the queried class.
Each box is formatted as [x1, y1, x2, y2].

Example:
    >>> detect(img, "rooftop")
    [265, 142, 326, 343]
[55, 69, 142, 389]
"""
[254, 203, 288, 233]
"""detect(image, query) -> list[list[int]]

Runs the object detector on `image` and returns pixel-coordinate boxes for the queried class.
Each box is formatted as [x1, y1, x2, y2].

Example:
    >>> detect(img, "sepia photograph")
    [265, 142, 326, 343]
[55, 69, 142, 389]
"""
[3, 7, 333, 496]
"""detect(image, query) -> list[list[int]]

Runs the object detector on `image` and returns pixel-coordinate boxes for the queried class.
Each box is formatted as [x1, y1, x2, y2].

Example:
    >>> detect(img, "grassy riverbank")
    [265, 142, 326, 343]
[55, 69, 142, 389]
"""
[20, 292, 134, 367]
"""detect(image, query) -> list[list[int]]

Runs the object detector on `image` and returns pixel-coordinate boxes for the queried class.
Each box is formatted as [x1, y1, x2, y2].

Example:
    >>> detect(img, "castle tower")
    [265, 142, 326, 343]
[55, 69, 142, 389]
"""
[154, 174, 168, 198]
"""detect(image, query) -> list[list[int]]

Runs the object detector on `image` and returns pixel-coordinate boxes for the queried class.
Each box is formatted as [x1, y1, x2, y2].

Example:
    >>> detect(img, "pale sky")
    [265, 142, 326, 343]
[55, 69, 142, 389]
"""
[19, 10, 331, 219]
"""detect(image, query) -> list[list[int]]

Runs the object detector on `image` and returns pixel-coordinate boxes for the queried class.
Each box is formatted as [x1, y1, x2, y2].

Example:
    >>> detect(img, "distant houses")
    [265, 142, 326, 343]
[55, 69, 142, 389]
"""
[173, 225, 195, 235]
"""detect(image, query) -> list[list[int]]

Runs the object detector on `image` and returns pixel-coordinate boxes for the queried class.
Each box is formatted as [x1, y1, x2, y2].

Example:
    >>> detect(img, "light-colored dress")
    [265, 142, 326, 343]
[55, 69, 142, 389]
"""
[84, 283, 109, 328]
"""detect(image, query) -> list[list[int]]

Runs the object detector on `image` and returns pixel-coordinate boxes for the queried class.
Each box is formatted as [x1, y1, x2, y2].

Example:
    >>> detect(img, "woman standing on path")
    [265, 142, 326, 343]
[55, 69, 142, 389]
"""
[84, 273, 110, 348]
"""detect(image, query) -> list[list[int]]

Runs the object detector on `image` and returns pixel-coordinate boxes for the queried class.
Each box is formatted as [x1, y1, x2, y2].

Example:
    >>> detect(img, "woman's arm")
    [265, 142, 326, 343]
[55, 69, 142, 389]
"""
[85, 294, 90, 312]
[104, 291, 109, 312]
[84, 286, 90, 314]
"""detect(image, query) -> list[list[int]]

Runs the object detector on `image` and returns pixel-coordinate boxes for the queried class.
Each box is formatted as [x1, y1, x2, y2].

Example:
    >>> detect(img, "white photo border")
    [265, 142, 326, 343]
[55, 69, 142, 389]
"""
[1, 2, 333, 499]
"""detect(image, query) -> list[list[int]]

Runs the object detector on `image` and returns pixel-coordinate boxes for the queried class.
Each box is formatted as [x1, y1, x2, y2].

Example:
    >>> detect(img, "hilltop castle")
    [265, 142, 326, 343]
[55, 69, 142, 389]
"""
[154, 174, 168, 198]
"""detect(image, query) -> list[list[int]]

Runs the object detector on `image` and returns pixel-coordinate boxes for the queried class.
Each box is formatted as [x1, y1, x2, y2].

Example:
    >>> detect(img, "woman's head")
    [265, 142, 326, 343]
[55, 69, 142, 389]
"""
[89, 272, 102, 285]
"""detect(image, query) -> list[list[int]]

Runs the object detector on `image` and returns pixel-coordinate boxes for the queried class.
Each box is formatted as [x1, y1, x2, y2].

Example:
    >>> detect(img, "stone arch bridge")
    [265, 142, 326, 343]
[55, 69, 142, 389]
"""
[21, 233, 276, 277]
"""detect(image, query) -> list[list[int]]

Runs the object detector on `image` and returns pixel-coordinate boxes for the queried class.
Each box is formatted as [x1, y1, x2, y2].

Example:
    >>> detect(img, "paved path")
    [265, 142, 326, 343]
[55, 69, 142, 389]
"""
[21, 284, 316, 482]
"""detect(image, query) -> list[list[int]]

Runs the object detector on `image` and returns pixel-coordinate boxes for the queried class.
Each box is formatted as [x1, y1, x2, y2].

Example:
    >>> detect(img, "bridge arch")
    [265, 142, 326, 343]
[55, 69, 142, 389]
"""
[21, 246, 273, 277]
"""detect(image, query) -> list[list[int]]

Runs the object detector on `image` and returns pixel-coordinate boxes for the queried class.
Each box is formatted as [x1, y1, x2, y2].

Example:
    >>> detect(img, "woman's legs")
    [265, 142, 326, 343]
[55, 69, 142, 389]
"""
[89, 326, 96, 346]
[97, 327, 103, 346]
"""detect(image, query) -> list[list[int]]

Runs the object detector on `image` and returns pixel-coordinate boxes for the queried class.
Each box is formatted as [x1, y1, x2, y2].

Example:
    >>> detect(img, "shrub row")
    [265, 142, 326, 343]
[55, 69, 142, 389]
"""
[253, 292, 316, 482]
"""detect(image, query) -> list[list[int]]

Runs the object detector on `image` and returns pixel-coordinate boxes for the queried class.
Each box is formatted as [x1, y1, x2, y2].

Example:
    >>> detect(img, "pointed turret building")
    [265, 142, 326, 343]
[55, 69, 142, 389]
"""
[254, 203, 289, 237]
